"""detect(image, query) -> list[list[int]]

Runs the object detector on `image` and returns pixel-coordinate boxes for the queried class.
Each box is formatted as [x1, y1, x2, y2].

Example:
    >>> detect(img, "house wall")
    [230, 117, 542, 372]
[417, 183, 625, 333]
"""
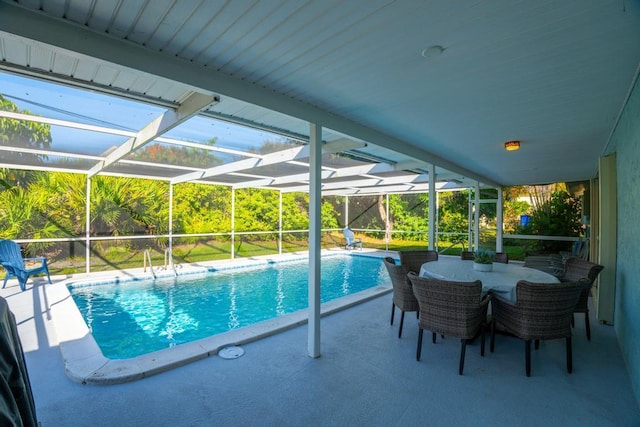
[608, 73, 640, 405]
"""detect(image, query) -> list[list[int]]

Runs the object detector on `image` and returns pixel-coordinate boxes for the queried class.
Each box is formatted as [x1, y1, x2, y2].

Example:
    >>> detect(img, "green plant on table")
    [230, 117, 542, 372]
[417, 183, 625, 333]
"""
[474, 248, 495, 264]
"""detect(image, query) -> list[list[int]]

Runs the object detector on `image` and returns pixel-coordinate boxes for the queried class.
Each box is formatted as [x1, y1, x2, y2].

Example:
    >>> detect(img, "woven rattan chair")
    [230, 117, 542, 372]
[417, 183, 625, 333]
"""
[561, 258, 604, 340]
[383, 257, 419, 338]
[493, 252, 509, 264]
[523, 253, 567, 277]
[490, 280, 588, 377]
[399, 250, 438, 274]
[407, 272, 490, 375]
[460, 251, 474, 260]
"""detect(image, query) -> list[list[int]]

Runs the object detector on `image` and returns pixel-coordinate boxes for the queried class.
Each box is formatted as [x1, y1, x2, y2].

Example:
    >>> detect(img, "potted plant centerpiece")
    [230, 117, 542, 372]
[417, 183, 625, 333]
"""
[473, 248, 495, 272]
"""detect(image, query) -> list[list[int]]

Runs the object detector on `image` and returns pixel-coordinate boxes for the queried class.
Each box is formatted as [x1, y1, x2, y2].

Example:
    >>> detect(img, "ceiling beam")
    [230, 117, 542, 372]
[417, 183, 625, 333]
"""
[276, 173, 430, 193]
[0, 3, 500, 187]
[0, 110, 135, 137]
[232, 159, 426, 189]
[172, 145, 310, 184]
[314, 182, 447, 196]
[171, 139, 365, 184]
[87, 92, 215, 177]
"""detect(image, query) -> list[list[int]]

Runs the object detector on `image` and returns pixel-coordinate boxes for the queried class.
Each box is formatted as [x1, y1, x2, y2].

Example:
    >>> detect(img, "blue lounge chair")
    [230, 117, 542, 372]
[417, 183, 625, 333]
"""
[0, 240, 51, 291]
[342, 227, 362, 250]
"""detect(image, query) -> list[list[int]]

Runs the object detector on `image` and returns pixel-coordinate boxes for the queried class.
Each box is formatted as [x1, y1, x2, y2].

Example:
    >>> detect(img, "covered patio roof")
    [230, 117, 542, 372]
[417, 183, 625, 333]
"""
[1, 1, 638, 191]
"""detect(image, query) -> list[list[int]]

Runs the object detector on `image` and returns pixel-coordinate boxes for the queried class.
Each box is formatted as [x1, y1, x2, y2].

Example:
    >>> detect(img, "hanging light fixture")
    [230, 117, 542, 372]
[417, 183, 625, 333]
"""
[504, 140, 520, 151]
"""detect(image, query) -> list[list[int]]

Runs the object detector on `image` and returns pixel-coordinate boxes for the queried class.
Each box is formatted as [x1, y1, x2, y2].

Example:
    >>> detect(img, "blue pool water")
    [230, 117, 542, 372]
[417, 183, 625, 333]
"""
[69, 254, 389, 359]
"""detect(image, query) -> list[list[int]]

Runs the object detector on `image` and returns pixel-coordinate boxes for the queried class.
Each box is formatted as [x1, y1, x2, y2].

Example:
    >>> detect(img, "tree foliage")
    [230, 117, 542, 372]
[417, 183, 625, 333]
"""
[0, 95, 53, 188]
[519, 188, 583, 253]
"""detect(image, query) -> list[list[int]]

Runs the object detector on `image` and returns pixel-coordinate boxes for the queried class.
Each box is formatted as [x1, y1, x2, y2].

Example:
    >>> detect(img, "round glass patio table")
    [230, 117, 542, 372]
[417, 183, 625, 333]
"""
[419, 257, 559, 302]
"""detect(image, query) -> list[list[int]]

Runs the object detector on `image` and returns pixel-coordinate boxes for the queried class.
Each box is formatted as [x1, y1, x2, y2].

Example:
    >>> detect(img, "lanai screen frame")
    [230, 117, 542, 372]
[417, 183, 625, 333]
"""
[0, 69, 502, 270]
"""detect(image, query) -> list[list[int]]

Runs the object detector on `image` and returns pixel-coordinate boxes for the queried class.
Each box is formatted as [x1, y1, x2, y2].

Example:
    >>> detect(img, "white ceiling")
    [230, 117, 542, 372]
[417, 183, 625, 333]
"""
[1, 0, 639, 188]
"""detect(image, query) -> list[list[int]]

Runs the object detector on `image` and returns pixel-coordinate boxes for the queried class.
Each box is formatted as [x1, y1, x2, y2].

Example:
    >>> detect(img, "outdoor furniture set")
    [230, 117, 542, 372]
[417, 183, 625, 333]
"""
[384, 251, 603, 377]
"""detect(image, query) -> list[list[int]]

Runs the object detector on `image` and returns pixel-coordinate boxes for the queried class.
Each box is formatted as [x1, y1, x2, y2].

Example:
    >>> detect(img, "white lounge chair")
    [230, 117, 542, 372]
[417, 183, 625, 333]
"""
[342, 227, 362, 250]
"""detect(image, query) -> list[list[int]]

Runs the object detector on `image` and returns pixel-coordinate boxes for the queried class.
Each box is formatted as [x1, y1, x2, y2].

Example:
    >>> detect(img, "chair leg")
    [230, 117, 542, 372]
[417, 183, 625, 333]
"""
[432, 332, 436, 344]
[566, 336, 573, 374]
[585, 311, 591, 341]
[417, 328, 424, 361]
[459, 339, 467, 375]
[534, 339, 540, 350]
[480, 324, 486, 356]
[390, 303, 395, 326]
[398, 311, 405, 338]
[525, 340, 532, 377]
[571, 315, 575, 327]
[490, 320, 496, 352]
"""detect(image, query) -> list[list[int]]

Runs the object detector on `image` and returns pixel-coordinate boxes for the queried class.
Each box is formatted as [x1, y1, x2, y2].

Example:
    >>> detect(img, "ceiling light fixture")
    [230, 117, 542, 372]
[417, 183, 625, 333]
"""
[504, 140, 521, 151]
[421, 45, 444, 58]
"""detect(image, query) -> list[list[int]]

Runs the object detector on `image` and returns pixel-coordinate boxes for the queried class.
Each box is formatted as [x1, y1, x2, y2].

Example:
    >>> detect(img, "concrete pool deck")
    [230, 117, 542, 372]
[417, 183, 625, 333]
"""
[37, 248, 394, 384]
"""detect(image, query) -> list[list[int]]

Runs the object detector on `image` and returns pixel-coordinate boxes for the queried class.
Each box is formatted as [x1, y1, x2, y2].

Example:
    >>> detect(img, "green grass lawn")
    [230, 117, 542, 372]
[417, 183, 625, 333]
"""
[40, 231, 530, 275]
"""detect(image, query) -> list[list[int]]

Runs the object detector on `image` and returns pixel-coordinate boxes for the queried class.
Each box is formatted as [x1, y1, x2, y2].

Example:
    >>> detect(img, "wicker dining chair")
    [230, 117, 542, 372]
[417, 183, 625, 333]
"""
[460, 251, 474, 260]
[493, 252, 509, 264]
[407, 272, 490, 375]
[561, 258, 604, 341]
[490, 279, 588, 377]
[399, 250, 438, 274]
[383, 257, 419, 338]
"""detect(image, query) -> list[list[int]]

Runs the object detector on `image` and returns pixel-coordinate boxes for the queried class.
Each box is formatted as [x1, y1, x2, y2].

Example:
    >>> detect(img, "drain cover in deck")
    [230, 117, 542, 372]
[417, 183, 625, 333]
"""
[218, 345, 245, 359]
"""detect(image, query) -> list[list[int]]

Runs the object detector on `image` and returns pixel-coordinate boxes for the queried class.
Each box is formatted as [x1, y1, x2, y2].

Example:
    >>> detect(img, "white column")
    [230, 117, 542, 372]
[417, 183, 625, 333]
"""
[85, 177, 91, 274]
[467, 190, 472, 251]
[231, 189, 235, 260]
[428, 163, 436, 250]
[169, 184, 174, 267]
[308, 123, 322, 358]
[278, 191, 283, 255]
[474, 182, 480, 250]
[496, 187, 503, 252]
[344, 195, 349, 226]
[385, 193, 390, 251]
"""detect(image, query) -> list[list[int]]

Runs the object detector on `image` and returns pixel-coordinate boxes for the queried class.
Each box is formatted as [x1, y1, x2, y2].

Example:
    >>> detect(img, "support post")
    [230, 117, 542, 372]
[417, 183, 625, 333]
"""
[474, 182, 480, 250]
[231, 189, 235, 260]
[385, 193, 390, 251]
[428, 163, 436, 250]
[169, 184, 174, 267]
[308, 123, 322, 358]
[85, 178, 91, 274]
[344, 195, 349, 226]
[279, 191, 283, 255]
[496, 186, 503, 252]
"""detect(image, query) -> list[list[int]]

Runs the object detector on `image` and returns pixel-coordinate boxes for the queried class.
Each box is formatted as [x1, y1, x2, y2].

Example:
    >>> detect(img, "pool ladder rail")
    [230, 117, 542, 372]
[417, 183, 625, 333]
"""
[143, 249, 178, 278]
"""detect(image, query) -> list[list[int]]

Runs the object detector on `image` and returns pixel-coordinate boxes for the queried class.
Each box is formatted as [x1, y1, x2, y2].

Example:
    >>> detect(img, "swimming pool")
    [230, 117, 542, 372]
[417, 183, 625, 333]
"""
[68, 254, 390, 359]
